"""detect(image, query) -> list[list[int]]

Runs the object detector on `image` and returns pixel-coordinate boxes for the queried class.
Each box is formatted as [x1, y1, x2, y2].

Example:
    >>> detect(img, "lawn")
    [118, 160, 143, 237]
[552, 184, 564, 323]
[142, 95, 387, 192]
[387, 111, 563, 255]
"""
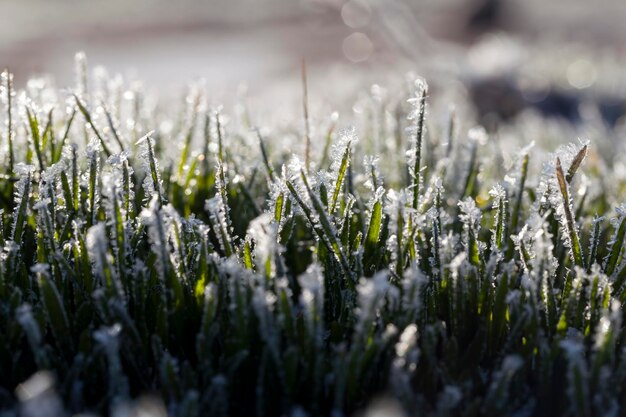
[0, 54, 625, 417]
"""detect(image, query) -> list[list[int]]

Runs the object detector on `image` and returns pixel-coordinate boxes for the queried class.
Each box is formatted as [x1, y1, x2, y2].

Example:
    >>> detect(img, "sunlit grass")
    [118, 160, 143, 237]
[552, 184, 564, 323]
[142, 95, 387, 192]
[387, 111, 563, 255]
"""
[0, 54, 625, 417]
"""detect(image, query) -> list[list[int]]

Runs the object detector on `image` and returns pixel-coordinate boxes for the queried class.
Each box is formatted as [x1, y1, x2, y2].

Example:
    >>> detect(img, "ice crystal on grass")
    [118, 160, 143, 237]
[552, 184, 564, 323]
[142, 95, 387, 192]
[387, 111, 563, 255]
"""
[363, 155, 383, 192]
[458, 197, 484, 267]
[604, 203, 626, 276]
[400, 266, 426, 320]
[87, 223, 124, 299]
[385, 190, 408, 259]
[594, 300, 621, 351]
[489, 183, 508, 251]
[356, 271, 398, 334]
[298, 263, 325, 333]
[137, 130, 162, 202]
[140, 196, 170, 281]
[247, 212, 277, 274]
[458, 197, 481, 227]
[11, 165, 34, 242]
[330, 127, 358, 174]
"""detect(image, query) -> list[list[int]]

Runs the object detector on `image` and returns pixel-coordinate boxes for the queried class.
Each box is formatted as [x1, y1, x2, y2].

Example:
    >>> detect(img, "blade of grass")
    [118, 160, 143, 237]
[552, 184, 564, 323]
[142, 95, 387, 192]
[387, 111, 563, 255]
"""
[257, 129, 275, 182]
[566, 144, 588, 184]
[363, 195, 383, 275]
[556, 157, 584, 268]
[2, 70, 14, 176]
[101, 101, 125, 152]
[604, 215, 625, 276]
[409, 81, 428, 210]
[74, 93, 112, 156]
[26, 106, 45, 172]
[330, 140, 352, 214]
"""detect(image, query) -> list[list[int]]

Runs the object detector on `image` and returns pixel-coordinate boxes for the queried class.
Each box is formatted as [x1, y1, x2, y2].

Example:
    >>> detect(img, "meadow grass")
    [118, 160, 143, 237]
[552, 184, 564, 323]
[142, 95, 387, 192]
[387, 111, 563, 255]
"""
[0, 55, 626, 417]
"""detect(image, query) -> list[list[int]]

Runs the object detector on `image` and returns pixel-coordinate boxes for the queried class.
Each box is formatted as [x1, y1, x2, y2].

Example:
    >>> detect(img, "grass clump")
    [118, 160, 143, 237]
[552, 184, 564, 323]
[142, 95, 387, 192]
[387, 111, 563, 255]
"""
[0, 55, 626, 417]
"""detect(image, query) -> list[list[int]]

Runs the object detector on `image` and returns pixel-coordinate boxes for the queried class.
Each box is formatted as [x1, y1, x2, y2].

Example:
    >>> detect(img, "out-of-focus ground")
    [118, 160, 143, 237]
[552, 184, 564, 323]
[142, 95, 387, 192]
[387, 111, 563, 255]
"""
[1, 0, 626, 124]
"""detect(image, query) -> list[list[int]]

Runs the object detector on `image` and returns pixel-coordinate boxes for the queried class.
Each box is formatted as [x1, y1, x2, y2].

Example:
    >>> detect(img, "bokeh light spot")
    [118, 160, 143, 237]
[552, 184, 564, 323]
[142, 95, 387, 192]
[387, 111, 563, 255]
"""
[343, 32, 373, 63]
[567, 59, 597, 89]
[341, 0, 371, 29]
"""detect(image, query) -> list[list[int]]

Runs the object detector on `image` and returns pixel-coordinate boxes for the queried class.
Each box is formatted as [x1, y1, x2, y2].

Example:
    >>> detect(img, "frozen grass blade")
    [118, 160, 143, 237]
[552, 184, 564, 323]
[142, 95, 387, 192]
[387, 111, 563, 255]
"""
[299, 168, 354, 284]
[363, 193, 383, 275]
[87, 142, 101, 227]
[60, 172, 77, 213]
[102, 101, 125, 152]
[489, 184, 507, 251]
[459, 197, 482, 268]
[12, 171, 31, 244]
[556, 157, 584, 268]
[509, 152, 528, 238]
[110, 186, 128, 288]
[285, 171, 354, 287]
[243, 238, 254, 270]
[53, 109, 76, 163]
[87, 223, 119, 299]
[137, 131, 164, 205]
[213, 160, 235, 256]
[605, 210, 626, 276]
[2, 70, 14, 175]
[26, 106, 45, 172]
[407, 80, 428, 210]
[176, 91, 201, 180]
[215, 110, 224, 163]
[70, 144, 80, 212]
[330, 137, 352, 214]
[587, 216, 603, 272]
[43, 109, 55, 163]
[257, 129, 275, 182]
[566, 144, 588, 184]
[74, 93, 112, 156]
[123, 159, 133, 220]
[460, 128, 483, 201]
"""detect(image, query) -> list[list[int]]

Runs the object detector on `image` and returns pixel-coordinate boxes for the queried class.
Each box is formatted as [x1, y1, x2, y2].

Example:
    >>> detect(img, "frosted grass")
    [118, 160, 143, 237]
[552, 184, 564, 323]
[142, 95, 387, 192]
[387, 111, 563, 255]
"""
[0, 53, 624, 417]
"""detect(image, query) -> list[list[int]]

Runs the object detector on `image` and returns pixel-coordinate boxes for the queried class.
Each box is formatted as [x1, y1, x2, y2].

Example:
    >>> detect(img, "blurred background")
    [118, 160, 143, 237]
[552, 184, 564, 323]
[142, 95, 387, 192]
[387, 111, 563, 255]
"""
[2, 0, 626, 126]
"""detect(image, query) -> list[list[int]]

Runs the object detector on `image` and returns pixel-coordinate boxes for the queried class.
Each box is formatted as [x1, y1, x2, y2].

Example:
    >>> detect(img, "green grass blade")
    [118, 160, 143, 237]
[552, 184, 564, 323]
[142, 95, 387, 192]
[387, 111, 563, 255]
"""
[556, 157, 584, 268]
[330, 141, 351, 214]
[74, 93, 112, 156]
[37, 268, 72, 353]
[257, 129, 275, 182]
[566, 144, 588, 184]
[26, 106, 45, 172]
[363, 196, 383, 275]
[605, 215, 626, 276]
